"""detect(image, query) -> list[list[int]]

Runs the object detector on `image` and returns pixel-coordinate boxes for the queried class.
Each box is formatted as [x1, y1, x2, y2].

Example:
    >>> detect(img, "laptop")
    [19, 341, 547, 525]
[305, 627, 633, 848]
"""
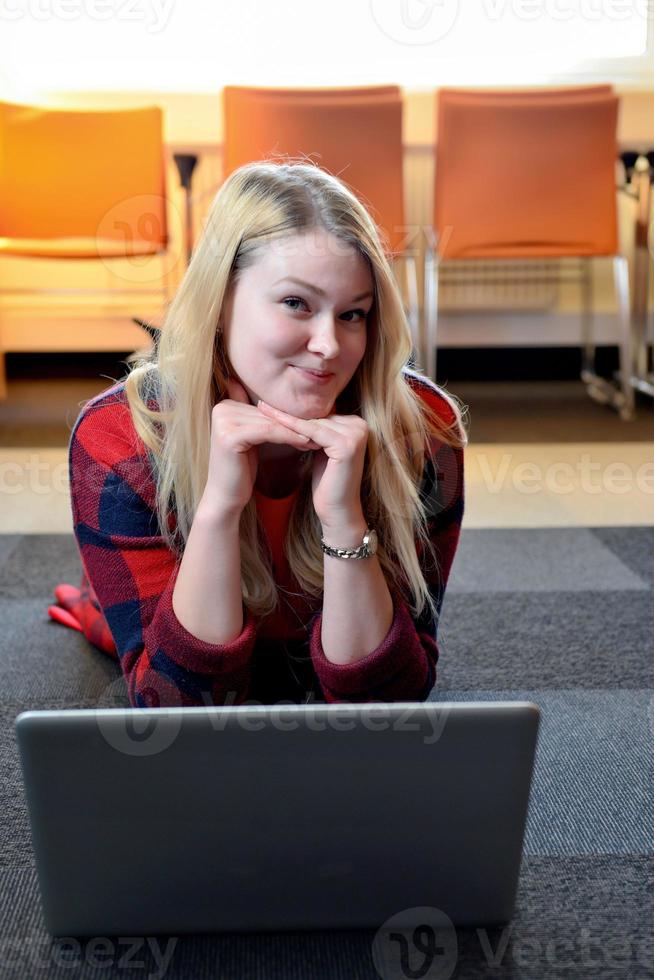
[15, 700, 540, 937]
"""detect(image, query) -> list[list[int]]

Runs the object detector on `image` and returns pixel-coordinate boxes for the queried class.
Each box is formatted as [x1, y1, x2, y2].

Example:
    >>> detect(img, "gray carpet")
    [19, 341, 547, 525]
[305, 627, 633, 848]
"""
[1, 528, 653, 979]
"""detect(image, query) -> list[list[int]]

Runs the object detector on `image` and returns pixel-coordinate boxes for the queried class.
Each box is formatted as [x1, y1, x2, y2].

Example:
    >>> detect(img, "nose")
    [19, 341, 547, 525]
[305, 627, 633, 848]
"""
[306, 313, 340, 359]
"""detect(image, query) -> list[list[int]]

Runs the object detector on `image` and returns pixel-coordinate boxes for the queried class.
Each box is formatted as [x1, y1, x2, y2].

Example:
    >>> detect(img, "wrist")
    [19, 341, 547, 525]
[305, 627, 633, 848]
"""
[195, 496, 243, 531]
[320, 515, 368, 549]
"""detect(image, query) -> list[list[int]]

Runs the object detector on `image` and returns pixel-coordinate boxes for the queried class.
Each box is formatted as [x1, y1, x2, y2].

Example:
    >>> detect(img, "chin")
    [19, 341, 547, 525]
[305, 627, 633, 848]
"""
[276, 387, 333, 412]
[298, 396, 336, 418]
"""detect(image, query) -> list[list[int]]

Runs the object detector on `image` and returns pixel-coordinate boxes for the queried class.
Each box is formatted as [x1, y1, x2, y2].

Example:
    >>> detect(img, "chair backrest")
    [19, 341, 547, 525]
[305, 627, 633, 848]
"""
[222, 85, 406, 253]
[434, 85, 619, 260]
[436, 84, 614, 104]
[0, 101, 168, 258]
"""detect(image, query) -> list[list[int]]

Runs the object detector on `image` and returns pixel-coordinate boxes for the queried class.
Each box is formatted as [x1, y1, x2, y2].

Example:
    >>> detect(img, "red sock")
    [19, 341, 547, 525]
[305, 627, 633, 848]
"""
[48, 571, 119, 661]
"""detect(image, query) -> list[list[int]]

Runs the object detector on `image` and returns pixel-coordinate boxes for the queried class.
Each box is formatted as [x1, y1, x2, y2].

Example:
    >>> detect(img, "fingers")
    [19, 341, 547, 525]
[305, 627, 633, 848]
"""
[257, 401, 329, 449]
[222, 388, 321, 450]
[258, 418, 320, 450]
[220, 380, 321, 450]
[221, 416, 315, 452]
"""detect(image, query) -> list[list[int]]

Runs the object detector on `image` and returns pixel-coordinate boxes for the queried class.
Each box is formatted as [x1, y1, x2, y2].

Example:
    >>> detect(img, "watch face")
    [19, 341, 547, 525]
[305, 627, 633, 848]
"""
[366, 529, 378, 555]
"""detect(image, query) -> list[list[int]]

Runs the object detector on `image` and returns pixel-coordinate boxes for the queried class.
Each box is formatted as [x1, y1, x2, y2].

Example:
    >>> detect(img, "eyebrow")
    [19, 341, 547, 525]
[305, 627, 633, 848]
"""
[273, 277, 373, 303]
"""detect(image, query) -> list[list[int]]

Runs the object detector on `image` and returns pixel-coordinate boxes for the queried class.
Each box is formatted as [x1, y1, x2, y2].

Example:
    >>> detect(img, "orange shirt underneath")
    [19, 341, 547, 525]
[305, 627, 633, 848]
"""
[254, 486, 319, 642]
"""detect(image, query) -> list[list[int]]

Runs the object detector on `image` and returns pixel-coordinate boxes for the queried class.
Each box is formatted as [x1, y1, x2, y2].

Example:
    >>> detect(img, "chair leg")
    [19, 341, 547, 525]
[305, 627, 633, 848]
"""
[404, 253, 421, 361]
[581, 256, 636, 421]
[391, 256, 405, 336]
[614, 254, 636, 421]
[632, 152, 653, 384]
[628, 183, 654, 399]
[424, 245, 440, 383]
[579, 256, 595, 381]
[392, 254, 419, 365]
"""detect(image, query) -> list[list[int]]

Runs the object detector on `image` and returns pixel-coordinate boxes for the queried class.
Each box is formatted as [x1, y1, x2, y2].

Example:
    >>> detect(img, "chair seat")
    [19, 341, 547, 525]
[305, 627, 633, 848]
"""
[439, 243, 615, 260]
[0, 237, 166, 259]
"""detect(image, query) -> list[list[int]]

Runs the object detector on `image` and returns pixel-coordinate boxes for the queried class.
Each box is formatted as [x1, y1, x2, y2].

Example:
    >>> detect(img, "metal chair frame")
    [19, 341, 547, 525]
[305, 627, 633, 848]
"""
[423, 246, 635, 421]
[423, 153, 641, 421]
[625, 155, 654, 403]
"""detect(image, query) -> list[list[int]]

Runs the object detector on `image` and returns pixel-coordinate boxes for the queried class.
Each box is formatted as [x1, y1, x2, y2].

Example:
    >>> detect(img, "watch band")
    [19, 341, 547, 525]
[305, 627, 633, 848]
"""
[320, 527, 378, 560]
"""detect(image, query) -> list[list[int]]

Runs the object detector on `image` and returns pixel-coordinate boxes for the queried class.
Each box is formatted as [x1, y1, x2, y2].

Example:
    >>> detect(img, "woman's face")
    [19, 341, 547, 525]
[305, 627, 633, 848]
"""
[221, 227, 374, 419]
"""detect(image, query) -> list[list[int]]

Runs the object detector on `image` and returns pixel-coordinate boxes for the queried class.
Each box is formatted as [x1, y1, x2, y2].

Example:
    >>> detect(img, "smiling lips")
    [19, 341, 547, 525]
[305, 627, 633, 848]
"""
[293, 366, 334, 384]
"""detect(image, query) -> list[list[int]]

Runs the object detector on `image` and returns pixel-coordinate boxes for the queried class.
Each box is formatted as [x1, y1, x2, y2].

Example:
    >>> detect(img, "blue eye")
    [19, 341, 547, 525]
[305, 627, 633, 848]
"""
[283, 296, 309, 312]
[341, 309, 368, 323]
[282, 296, 368, 324]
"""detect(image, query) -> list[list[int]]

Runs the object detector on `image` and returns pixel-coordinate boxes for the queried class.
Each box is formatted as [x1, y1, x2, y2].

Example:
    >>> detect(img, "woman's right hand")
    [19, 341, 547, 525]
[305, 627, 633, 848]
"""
[202, 377, 319, 519]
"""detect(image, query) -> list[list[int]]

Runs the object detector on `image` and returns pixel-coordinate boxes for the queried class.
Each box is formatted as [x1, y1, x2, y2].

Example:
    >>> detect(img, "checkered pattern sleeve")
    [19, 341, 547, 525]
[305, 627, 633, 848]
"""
[308, 375, 465, 702]
[69, 385, 258, 708]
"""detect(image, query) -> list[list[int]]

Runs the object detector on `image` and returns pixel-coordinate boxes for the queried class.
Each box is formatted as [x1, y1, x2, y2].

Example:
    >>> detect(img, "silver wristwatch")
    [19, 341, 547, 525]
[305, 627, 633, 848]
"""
[320, 527, 378, 560]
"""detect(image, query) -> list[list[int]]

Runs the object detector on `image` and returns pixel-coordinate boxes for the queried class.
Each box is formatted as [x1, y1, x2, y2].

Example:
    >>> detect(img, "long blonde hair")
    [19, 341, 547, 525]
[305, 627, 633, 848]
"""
[123, 160, 467, 623]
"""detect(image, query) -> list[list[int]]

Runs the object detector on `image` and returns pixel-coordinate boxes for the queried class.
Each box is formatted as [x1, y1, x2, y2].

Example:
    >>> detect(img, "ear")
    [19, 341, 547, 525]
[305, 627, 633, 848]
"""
[224, 377, 251, 404]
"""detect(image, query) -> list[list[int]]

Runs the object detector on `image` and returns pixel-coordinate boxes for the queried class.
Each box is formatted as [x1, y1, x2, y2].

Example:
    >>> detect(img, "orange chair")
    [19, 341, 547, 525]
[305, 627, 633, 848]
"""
[222, 85, 420, 353]
[426, 85, 635, 420]
[0, 101, 170, 398]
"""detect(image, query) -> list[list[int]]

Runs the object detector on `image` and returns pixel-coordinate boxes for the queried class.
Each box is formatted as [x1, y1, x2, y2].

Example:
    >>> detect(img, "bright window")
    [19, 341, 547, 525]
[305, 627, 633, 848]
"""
[1, 0, 652, 98]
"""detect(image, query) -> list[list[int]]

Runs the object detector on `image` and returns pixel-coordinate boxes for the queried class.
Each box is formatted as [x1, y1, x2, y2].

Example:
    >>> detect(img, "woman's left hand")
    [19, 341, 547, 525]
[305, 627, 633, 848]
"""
[256, 399, 368, 529]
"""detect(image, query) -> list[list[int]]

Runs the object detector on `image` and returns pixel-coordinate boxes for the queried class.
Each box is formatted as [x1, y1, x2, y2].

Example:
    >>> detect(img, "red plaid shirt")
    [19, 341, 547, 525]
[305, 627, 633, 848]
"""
[69, 368, 464, 707]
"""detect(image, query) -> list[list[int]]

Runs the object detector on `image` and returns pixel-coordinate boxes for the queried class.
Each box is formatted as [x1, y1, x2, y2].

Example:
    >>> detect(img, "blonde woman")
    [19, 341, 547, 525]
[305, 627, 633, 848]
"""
[49, 161, 467, 708]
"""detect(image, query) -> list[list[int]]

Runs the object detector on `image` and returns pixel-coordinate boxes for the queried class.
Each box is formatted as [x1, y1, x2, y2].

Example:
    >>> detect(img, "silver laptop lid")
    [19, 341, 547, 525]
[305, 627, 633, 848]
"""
[16, 701, 540, 936]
